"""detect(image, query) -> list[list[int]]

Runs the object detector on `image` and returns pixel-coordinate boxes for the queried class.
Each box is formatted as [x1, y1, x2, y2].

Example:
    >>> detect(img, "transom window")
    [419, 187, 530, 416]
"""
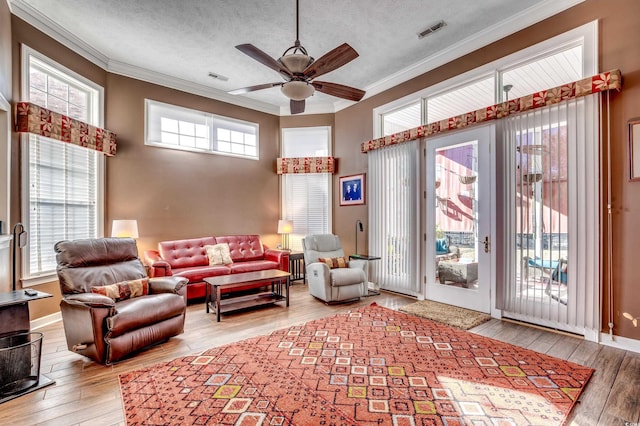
[145, 100, 259, 159]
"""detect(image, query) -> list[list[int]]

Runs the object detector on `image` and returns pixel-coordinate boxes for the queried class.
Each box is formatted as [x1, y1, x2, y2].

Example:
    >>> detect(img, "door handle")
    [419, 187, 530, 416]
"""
[483, 236, 490, 253]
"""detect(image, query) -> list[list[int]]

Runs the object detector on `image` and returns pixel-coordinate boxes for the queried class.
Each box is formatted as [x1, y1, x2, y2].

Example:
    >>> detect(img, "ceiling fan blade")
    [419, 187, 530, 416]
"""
[290, 99, 305, 114]
[303, 43, 359, 79]
[228, 82, 282, 95]
[312, 81, 365, 102]
[236, 44, 292, 78]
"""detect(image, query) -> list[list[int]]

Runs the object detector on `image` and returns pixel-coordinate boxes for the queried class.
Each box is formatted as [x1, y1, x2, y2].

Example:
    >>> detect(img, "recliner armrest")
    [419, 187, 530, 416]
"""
[149, 276, 188, 295]
[307, 261, 331, 277]
[143, 249, 172, 277]
[264, 246, 290, 272]
[63, 293, 115, 308]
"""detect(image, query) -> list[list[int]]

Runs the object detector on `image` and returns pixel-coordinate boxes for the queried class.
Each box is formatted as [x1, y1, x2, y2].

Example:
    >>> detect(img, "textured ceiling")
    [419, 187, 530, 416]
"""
[10, 0, 583, 115]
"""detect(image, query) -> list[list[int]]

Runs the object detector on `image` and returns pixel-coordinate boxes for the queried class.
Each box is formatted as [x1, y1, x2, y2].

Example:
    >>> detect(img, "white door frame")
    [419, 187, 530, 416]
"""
[423, 124, 498, 315]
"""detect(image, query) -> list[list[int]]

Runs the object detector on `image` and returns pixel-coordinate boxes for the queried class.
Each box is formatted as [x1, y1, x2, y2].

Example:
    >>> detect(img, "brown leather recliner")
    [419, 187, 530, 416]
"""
[55, 237, 188, 364]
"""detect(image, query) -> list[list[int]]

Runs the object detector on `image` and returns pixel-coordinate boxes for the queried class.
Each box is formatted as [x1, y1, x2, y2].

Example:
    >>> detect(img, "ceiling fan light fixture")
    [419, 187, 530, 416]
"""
[281, 80, 315, 100]
[279, 53, 314, 74]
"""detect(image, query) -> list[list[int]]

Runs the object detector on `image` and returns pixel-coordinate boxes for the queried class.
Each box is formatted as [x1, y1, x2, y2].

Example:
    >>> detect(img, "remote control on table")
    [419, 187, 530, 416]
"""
[24, 289, 38, 296]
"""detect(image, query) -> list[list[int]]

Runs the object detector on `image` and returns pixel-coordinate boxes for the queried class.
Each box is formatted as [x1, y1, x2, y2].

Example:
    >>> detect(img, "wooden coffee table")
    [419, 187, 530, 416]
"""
[204, 270, 290, 322]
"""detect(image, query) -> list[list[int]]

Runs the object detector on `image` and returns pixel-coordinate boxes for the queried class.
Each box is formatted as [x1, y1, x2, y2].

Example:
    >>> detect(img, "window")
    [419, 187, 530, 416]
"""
[426, 76, 495, 123]
[145, 100, 259, 159]
[382, 102, 421, 136]
[21, 46, 104, 283]
[500, 45, 583, 99]
[281, 127, 331, 251]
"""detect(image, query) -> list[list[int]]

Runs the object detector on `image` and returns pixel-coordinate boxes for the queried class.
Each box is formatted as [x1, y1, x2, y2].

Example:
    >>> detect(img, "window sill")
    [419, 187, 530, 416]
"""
[22, 273, 58, 287]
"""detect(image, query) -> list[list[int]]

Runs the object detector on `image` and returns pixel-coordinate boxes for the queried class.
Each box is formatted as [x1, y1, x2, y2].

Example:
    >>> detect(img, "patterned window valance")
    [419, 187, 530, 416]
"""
[361, 69, 622, 153]
[276, 157, 336, 174]
[15, 102, 117, 156]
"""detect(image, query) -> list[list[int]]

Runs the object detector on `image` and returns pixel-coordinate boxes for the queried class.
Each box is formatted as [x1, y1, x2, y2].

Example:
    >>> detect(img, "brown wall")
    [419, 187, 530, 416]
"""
[106, 74, 282, 255]
[333, 0, 640, 340]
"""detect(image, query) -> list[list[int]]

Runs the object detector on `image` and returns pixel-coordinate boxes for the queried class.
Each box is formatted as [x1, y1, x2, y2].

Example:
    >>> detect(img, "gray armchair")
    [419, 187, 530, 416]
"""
[302, 234, 368, 303]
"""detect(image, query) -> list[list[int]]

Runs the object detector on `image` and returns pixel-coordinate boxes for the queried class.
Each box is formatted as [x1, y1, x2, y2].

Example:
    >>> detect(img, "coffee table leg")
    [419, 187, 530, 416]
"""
[286, 276, 290, 307]
[216, 286, 222, 322]
[205, 282, 210, 313]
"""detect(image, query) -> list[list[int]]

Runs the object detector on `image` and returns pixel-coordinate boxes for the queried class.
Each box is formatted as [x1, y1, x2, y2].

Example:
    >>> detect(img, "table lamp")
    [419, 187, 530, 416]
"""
[111, 219, 139, 238]
[277, 219, 293, 251]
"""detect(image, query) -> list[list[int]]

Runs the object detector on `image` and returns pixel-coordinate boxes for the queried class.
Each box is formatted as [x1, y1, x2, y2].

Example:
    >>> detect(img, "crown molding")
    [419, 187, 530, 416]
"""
[333, 0, 585, 112]
[9, 0, 109, 68]
[107, 60, 280, 116]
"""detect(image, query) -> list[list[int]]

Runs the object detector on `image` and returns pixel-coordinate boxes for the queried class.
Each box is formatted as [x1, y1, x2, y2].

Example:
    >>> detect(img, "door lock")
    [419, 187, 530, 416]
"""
[483, 236, 490, 253]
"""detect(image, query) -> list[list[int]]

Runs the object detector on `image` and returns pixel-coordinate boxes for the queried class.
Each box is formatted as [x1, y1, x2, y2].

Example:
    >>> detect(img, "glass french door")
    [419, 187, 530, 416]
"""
[424, 125, 494, 313]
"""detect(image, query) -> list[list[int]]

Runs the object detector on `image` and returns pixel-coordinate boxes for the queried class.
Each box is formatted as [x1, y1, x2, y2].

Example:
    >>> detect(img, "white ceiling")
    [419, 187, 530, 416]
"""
[9, 0, 584, 116]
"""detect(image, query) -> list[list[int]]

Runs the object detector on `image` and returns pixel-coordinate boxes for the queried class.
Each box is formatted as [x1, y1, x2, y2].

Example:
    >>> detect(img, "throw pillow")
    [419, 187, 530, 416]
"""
[435, 238, 449, 255]
[318, 257, 349, 269]
[91, 278, 149, 302]
[205, 243, 233, 265]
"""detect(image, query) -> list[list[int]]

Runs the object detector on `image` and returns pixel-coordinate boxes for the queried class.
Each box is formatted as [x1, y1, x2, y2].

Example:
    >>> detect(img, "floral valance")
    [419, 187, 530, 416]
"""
[361, 69, 622, 153]
[276, 157, 336, 174]
[15, 102, 117, 156]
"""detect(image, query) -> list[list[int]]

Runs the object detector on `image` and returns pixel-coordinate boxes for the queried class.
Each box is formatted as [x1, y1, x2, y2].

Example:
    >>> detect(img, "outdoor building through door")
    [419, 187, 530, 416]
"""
[425, 125, 494, 313]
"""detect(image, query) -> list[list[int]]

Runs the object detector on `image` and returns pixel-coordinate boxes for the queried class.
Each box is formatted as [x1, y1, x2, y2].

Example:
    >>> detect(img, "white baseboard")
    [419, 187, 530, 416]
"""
[30, 312, 62, 330]
[598, 332, 640, 354]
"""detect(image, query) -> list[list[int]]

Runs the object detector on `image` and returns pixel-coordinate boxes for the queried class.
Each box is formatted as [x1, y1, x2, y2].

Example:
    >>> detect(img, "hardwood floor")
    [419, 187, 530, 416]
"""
[1, 285, 638, 425]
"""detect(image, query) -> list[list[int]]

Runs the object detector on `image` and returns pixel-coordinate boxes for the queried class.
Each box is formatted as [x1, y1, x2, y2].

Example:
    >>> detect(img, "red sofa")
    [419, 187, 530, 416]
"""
[143, 235, 289, 301]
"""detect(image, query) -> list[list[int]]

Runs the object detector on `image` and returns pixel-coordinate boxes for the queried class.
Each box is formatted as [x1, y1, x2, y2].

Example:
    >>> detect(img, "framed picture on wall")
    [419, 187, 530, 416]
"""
[339, 174, 365, 206]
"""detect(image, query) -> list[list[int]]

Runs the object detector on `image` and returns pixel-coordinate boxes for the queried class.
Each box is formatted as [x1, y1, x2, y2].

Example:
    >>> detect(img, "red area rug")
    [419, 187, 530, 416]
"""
[119, 303, 593, 425]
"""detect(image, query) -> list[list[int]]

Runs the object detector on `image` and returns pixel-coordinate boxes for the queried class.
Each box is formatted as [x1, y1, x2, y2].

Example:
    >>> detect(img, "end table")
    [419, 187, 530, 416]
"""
[349, 254, 381, 295]
[289, 251, 305, 284]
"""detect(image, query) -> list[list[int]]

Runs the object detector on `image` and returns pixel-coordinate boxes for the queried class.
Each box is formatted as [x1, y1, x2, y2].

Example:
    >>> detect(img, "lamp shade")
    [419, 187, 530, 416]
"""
[111, 219, 139, 238]
[277, 220, 293, 234]
[281, 81, 315, 101]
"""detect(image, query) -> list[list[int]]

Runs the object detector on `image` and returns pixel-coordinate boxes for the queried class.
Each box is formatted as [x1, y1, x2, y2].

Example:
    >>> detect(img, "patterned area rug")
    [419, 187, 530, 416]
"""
[399, 299, 492, 330]
[119, 303, 593, 425]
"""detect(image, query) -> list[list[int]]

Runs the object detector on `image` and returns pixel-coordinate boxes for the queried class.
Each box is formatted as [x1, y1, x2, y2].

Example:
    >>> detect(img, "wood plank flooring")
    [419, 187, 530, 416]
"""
[1, 285, 638, 425]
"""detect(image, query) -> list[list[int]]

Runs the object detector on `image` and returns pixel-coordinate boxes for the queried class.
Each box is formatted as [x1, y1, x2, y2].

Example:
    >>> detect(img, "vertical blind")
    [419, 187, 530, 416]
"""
[501, 94, 599, 335]
[369, 140, 420, 296]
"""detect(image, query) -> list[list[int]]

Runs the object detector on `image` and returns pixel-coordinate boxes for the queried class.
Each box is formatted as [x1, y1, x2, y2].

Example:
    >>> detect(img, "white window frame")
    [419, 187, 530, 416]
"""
[145, 99, 259, 160]
[20, 45, 105, 286]
[280, 126, 333, 252]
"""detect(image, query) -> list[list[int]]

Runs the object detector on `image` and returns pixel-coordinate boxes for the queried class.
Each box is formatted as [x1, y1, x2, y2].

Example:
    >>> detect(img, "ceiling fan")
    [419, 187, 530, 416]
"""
[229, 0, 365, 114]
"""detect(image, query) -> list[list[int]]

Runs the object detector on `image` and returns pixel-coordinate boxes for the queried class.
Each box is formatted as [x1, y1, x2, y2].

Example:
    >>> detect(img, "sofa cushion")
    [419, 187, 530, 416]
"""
[107, 293, 185, 338]
[172, 265, 231, 283]
[159, 237, 217, 269]
[229, 259, 280, 274]
[205, 243, 233, 265]
[318, 257, 349, 269]
[91, 278, 149, 302]
[216, 235, 264, 262]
